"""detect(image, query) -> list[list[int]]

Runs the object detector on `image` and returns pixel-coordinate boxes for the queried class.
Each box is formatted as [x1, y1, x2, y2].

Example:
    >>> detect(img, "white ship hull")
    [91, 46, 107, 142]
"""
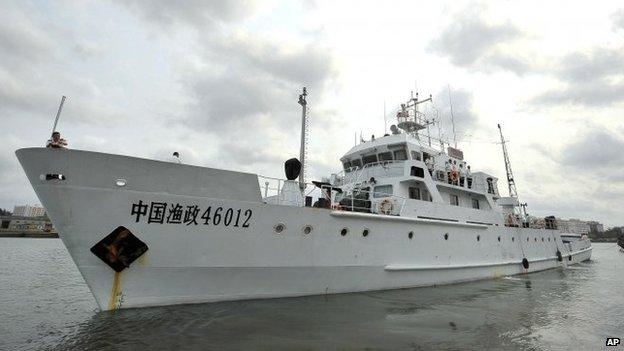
[16, 148, 592, 311]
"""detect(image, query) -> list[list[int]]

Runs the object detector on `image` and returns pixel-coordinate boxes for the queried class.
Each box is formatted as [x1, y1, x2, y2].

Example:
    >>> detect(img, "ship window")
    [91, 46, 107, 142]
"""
[373, 185, 393, 198]
[410, 166, 424, 178]
[362, 154, 378, 165]
[351, 159, 362, 169]
[411, 151, 422, 161]
[378, 152, 393, 161]
[343, 161, 351, 171]
[450, 194, 459, 206]
[394, 149, 407, 161]
[409, 187, 421, 200]
[472, 199, 480, 209]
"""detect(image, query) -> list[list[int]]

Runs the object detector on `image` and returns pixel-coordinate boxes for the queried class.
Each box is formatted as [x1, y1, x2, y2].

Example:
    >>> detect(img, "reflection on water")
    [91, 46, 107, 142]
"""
[1, 239, 622, 351]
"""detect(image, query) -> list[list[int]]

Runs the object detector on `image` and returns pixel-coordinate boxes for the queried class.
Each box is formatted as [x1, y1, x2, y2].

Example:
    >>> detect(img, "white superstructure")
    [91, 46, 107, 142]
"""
[16, 90, 591, 311]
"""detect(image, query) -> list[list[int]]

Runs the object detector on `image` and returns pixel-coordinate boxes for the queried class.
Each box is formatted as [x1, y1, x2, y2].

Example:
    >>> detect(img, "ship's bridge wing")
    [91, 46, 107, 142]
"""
[340, 134, 437, 172]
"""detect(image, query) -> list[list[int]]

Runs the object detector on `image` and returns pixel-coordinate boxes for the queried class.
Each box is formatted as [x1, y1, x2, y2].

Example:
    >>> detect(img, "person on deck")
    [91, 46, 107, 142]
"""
[445, 159, 452, 184]
[46, 131, 68, 149]
[425, 156, 435, 177]
[459, 163, 466, 187]
[167, 152, 181, 164]
[451, 160, 458, 185]
[466, 165, 472, 189]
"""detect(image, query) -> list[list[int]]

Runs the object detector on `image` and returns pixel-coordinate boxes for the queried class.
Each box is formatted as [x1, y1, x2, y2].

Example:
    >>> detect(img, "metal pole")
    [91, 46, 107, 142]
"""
[298, 87, 307, 193]
[51, 95, 67, 135]
[447, 85, 457, 148]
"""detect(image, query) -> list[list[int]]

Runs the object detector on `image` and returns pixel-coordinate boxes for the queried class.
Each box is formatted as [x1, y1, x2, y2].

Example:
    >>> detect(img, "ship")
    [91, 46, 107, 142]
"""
[16, 88, 592, 311]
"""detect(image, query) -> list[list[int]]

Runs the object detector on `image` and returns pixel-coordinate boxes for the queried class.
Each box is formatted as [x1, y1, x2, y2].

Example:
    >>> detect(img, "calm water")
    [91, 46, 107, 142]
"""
[1, 239, 622, 351]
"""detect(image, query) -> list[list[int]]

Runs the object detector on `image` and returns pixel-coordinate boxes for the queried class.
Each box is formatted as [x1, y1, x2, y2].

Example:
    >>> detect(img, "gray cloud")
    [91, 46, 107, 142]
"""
[530, 47, 624, 107]
[531, 80, 624, 107]
[433, 87, 480, 138]
[427, 6, 529, 75]
[555, 47, 624, 83]
[186, 37, 335, 132]
[612, 9, 624, 31]
[118, 0, 337, 176]
[561, 129, 624, 169]
[119, 0, 258, 28]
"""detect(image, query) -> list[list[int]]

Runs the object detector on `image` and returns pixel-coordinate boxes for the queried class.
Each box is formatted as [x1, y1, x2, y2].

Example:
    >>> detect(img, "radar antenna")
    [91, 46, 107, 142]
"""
[298, 87, 308, 192]
[396, 91, 433, 137]
[498, 124, 517, 198]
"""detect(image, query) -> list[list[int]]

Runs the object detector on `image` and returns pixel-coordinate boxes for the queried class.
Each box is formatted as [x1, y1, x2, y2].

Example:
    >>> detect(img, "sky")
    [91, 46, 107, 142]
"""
[1, 0, 623, 227]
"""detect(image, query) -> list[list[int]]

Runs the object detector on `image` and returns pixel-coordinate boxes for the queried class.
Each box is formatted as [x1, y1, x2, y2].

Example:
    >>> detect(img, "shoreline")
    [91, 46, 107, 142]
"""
[0, 231, 59, 238]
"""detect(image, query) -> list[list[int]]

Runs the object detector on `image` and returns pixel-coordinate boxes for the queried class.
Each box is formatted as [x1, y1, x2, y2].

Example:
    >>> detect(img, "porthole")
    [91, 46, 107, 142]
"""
[274, 223, 285, 234]
[340, 228, 348, 236]
[362, 228, 369, 237]
[568, 255, 572, 261]
[477, 235, 481, 242]
[302, 225, 312, 235]
[527, 237, 529, 242]
[408, 231, 414, 239]
[548, 238, 551, 242]
[497, 236, 501, 242]
[534, 238, 537, 242]
[541, 238, 544, 242]
[512, 237, 515, 242]
[444, 233, 449, 240]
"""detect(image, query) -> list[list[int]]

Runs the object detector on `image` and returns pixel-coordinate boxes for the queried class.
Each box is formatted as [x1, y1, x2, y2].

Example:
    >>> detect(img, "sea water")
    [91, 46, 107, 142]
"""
[1, 239, 622, 350]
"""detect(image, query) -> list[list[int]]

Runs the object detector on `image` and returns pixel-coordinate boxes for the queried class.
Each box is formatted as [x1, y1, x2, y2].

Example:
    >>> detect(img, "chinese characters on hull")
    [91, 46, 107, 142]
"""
[131, 200, 253, 228]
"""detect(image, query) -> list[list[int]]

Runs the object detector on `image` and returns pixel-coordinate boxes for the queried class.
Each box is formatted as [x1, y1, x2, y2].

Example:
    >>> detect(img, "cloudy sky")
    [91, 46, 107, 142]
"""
[1, 0, 623, 226]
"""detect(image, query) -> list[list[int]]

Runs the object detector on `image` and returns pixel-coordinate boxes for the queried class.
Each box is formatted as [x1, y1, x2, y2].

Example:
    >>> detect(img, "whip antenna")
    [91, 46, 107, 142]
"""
[298, 87, 308, 192]
[51, 95, 67, 135]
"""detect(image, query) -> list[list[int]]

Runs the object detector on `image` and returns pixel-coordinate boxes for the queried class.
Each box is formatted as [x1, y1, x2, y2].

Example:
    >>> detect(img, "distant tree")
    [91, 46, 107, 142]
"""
[0, 208, 12, 216]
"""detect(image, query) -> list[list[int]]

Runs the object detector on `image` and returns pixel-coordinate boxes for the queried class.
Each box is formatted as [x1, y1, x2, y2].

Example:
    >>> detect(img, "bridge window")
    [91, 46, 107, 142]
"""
[409, 187, 421, 200]
[472, 198, 480, 209]
[343, 161, 351, 171]
[378, 152, 393, 161]
[362, 154, 378, 165]
[411, 151, 422, 161]
[410, 166, 424, 178]
[450, 194, 459, 206]
[373, 185, 393, 198]
[351, 159, 362, 169]
[394, 149, 407, 161]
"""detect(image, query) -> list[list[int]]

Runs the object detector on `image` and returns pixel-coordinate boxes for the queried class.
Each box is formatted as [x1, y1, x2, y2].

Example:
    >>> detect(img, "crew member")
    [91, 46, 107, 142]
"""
[459, 163, 466, 187]
[46, 131, 68, 149]
[451, 160, 458, 185]
[466, 165, 472, 189]
[167, 152, 182, 164]
[425, 156, 435, 177]
[445, 159, 452, 184]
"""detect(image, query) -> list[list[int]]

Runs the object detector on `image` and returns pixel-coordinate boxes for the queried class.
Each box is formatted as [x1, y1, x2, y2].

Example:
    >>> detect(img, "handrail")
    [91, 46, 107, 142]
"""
[331, 186, 410, 216]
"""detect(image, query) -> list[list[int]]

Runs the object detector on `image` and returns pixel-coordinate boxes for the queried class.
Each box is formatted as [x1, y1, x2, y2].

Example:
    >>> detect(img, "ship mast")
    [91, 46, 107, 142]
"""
[498, 124, 517, 198]
[298, 87, 308, 192]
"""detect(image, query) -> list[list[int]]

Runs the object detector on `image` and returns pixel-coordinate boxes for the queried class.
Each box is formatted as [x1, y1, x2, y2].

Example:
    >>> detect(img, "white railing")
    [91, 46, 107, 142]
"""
[431, 170, 499, 196]
[257, 175, 317, 207]
[333, 187, 409, 216]
[338, 160, 406, 185]
[257, 174, 410, 216]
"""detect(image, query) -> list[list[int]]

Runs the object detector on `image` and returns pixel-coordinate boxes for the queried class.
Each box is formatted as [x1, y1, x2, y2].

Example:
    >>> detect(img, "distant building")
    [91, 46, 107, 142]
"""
[556, 218, 590, 235]
[587, 221, 604, 233]
[6, 216, 53, 231]
[12, 204, 45, 217]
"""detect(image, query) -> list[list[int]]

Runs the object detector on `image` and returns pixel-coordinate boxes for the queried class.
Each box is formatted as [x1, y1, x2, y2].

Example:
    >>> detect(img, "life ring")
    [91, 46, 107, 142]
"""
[379, 198, 394, 215]
[450, 170, 459, 183]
